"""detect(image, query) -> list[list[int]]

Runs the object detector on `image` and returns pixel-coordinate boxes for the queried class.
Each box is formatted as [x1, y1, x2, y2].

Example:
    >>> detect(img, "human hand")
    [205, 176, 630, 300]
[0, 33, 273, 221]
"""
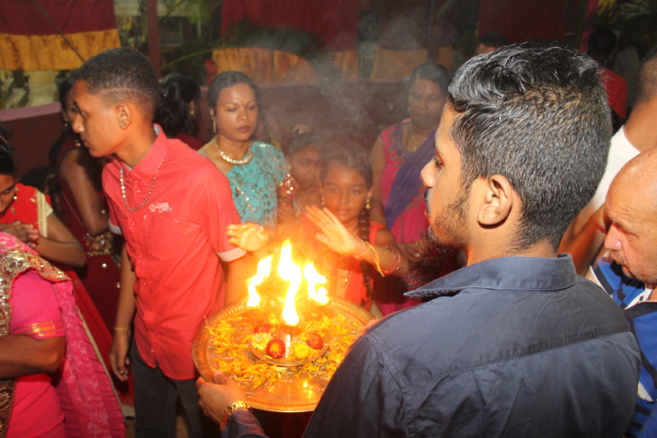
[227, 222, 269, 252]
[109, 330, 131, 381]
[398, 241, 426, 269]
[306, 206, 362, 256]
[0, 221, 39, 247]
[196, 371, 247, 425]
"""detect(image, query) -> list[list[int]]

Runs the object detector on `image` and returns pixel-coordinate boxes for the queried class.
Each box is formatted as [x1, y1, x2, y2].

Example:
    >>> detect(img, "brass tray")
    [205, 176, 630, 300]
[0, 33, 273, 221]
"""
[193, 297, 374, 412]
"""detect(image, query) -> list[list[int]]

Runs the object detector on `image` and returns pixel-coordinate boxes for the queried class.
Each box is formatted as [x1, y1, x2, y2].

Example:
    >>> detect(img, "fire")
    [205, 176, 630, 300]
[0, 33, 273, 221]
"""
[277, 242, 301, 326]
[304, 264, 329, 305]
[245, 241, 329, 326]
[247, 256, 272, 307]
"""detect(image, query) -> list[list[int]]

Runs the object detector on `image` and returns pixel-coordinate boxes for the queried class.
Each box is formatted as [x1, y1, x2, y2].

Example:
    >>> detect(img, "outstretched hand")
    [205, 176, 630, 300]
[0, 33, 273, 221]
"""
[305, 206, 362, 257]
[196, 371, 247, 425]
[227, 222, 269, 252]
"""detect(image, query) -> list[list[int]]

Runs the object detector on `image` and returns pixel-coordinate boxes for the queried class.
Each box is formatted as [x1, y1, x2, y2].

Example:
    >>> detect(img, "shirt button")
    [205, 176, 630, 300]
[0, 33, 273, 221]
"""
[131, 222, 136, 226]
[138, 254, 143, 258]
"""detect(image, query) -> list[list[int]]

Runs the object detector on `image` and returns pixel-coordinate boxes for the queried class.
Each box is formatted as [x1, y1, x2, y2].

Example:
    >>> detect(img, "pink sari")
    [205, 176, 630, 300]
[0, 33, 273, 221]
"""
[0, 233, 124, 437]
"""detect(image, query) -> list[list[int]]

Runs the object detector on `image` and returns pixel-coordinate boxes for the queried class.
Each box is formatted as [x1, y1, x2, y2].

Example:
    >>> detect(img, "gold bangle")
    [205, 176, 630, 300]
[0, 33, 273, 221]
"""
[113, 326, 130, 331]
[220, 400, 251, 431]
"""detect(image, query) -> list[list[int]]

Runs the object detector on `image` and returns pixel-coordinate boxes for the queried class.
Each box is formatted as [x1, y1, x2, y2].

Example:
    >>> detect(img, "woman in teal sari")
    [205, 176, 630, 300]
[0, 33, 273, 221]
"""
[199, 71, 288, 228]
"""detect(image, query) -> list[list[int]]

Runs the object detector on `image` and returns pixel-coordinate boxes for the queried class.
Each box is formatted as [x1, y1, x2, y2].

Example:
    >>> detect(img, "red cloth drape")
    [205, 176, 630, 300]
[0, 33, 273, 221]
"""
[221, 0, 359, 51]
[0, 0, 119, 71]
[478, 0, 566, 43]
[0, 0, 116, 35]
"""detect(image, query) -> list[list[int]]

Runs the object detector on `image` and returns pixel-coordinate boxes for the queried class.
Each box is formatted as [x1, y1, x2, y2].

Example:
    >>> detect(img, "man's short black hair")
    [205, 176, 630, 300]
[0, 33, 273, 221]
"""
[448, 43, 611, 250]
[73, 48, 161, 121]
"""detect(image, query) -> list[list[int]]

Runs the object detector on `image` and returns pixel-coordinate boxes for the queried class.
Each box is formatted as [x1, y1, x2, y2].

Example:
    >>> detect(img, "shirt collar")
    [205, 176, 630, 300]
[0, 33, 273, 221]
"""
[121, 125, 167, 177]
[406, 254, 578, 300]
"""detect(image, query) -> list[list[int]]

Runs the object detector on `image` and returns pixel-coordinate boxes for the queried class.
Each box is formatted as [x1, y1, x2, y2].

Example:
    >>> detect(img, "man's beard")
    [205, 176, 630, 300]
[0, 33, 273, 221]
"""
[424, 185, 470, 253]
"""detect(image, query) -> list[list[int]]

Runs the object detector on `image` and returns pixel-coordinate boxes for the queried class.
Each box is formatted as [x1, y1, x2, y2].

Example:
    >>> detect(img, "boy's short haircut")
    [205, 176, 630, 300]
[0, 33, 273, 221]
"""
[74, 48, 161, 121]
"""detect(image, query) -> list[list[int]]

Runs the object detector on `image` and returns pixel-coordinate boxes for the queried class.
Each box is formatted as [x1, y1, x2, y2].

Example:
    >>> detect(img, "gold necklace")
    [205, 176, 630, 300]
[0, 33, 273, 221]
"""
[216, 139, 253, 165]
[119, 159, 164, 212]
[404, 125, 429, 153]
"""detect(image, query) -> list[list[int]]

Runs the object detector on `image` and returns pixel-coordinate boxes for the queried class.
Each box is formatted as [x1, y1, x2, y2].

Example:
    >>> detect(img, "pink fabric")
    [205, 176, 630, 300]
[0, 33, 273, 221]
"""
[0, 233, 125, 437]
[379, 122, 430, 244]
[376, 121, 459, 317]
[8, 271, 66, 438]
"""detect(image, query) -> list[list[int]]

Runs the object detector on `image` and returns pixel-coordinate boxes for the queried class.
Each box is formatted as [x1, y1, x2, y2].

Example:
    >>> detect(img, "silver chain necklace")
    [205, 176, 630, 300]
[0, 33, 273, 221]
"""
[119, 159, 164, 212]
[216, 139, 253, 165]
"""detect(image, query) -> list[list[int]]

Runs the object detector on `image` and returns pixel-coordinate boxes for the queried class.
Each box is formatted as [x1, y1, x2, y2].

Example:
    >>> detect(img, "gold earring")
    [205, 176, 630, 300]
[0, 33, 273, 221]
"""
[212, 120, 217, 134]
[365, 199, 371, 210]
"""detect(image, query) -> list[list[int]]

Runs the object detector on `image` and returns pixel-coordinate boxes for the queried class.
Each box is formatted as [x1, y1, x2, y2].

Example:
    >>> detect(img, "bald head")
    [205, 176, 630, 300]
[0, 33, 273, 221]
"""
[605, 148, 657, 285]
[609, 148, 657, 206]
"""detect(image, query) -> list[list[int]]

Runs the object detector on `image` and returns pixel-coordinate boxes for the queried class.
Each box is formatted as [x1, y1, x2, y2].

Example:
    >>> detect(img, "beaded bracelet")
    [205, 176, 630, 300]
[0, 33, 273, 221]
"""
[220, 400, 251, 431]
[381, 246, 404, 276]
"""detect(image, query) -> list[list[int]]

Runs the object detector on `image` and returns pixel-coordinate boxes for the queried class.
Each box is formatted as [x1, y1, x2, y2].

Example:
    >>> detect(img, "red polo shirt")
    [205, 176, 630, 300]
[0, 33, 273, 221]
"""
[104, 128, 245, 380]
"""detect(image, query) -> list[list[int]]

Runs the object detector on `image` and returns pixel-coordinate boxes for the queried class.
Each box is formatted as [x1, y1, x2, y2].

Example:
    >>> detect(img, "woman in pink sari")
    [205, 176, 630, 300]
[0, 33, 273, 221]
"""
[370, 62, 459, 316]
[0, 232, 124, 437]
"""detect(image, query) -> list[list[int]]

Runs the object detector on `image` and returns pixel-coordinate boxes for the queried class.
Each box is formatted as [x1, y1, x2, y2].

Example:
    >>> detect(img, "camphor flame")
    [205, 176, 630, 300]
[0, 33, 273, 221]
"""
[245, 241, 329, 325]
[246, 256, 272, 307]
[304, 264, 329, 305]
[277, 242, 301, 326]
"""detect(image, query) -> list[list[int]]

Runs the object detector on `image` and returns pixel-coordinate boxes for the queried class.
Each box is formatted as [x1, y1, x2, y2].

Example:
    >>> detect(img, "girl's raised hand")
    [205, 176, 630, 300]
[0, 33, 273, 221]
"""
[306, 206, 362, 256]
[227, 222, 269, 252]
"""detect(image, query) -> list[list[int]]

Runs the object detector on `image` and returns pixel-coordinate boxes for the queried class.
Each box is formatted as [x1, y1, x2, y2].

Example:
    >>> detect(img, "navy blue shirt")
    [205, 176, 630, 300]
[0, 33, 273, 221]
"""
[224, 255, 640, 438]
[304, 255, 640, 437]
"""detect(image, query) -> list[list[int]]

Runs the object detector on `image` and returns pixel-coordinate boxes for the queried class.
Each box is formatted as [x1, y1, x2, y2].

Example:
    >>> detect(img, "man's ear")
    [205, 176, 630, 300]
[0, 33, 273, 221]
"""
[116, 103, 132, 130]
[478, 174, 514, 226]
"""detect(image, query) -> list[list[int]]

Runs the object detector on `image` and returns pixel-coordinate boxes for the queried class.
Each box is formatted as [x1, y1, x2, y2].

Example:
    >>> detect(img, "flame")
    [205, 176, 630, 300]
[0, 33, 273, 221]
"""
[245, 241, 329, 325]
[247, 256, 272, 307]
[277, 242, 301, 326]
[303, 263, 329, 305]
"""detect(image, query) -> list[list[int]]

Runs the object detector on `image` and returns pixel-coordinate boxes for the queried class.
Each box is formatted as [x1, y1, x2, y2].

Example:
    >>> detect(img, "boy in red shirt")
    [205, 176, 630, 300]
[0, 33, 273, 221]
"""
[72, 47, 250, 437]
